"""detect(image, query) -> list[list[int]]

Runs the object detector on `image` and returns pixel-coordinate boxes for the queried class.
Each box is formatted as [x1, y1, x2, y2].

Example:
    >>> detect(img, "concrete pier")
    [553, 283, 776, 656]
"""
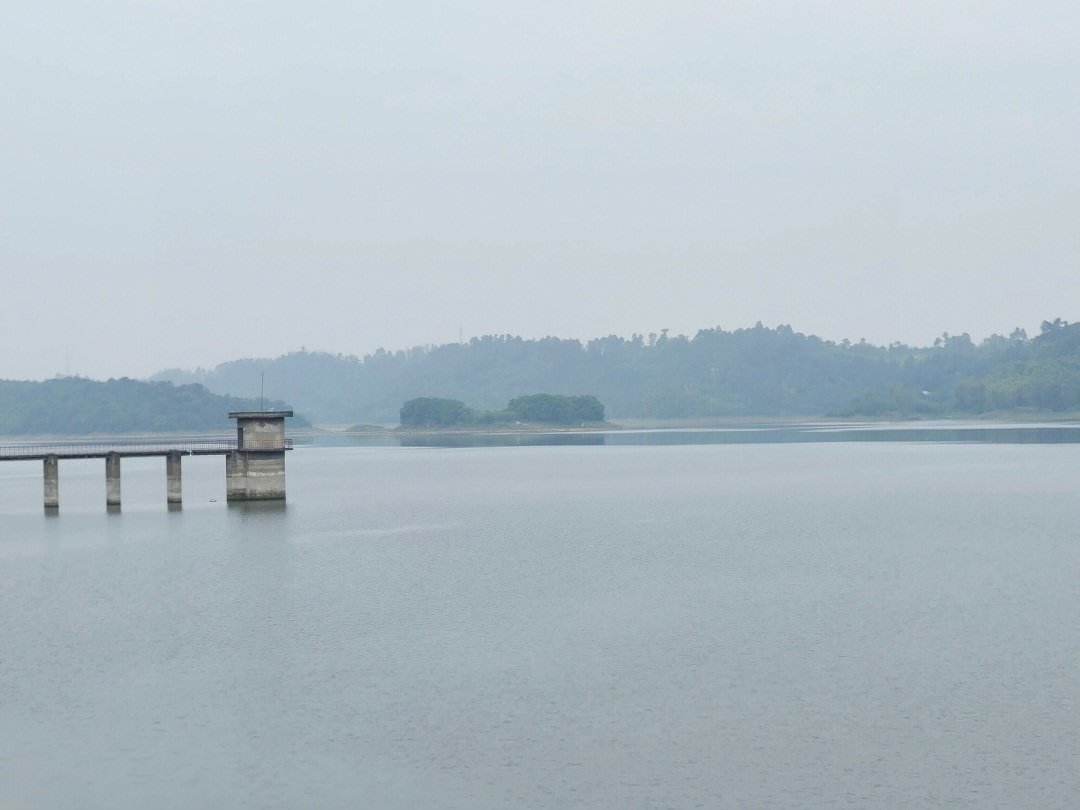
[166, 452, 182, 505]
[43, 456, 58, 511]
[2, 418, 292, 512]
[106, 453, 121, 508]
[226, 411, 292, 502]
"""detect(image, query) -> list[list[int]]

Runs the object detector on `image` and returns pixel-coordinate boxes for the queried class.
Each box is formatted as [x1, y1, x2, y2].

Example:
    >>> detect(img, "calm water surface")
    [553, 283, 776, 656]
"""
[3, 429, 1080, 808]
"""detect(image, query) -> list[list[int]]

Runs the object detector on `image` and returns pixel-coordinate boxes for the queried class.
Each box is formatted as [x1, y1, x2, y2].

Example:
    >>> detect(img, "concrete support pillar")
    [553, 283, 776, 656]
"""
[226, 451, 242, 501]
[106, 453, 121, 508]
[43, 456, 59, 511]
[166, 452, 182, 505]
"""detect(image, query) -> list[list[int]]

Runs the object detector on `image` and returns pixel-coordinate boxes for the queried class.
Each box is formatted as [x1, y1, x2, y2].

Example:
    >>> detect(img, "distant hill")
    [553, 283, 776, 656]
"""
[151, 319, 1080, 424]
[0, 377, 307, 436]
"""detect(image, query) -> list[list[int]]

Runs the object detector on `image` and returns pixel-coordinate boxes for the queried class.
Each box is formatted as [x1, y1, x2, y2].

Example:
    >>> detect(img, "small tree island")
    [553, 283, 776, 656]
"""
[399, 394, 605, 429]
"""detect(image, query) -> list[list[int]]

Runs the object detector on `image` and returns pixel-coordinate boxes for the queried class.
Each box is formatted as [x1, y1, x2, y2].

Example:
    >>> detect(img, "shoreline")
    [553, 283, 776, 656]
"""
[343, 421, 617, 437]
[4, 413, 1080, 444]
[344, 411, 1080, 436]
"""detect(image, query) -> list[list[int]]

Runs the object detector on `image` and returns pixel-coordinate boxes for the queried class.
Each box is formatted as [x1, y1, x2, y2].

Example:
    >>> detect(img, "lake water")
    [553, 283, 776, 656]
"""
[3, 427, 1080, 808]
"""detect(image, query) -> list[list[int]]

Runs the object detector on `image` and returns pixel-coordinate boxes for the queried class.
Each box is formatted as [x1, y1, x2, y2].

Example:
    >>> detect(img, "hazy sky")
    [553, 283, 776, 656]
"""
[3, 1, 1079, 379]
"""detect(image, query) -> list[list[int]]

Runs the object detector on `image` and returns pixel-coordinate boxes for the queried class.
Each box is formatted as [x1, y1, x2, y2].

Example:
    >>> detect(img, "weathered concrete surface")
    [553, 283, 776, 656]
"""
[229, 411, 291, 451]
[166, 452, 182, 505]
[226, 451, 240, 500]
[226, 450, 286, 501]
[106, 453, 121, 507]
[43, 456, 58, 510]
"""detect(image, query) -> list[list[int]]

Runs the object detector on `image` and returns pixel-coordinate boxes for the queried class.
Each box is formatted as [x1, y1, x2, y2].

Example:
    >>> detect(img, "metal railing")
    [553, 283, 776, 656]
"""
[0, 438, 293, 459]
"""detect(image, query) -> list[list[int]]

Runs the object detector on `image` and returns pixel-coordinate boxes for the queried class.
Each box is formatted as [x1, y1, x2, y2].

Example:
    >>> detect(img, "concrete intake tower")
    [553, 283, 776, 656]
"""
[226, 411, 293, 502]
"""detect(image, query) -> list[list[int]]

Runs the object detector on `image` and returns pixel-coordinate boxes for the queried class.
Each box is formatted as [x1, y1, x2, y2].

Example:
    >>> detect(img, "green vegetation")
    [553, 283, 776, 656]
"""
[0, 377, 306, 436]
[506, 394, 604, 424]
[400, 397, 474, 428]
[399, 394, 605, 428]
[154, 318, 1080, 422]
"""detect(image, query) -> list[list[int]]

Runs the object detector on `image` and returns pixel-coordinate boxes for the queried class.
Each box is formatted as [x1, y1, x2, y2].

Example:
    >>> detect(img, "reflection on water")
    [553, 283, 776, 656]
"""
[231, 500, 289, 515]
[299, 423, 1080, 448]
[399, 432, 606, 448]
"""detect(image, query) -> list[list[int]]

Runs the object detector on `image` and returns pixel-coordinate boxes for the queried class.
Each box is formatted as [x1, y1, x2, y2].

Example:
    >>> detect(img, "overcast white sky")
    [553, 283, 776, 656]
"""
[3, 1, 1079, 379]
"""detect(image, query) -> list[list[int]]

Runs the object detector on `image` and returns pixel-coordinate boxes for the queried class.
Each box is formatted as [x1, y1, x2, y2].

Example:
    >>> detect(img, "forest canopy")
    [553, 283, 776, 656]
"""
[154, 319, 1080, 423]
[0, 377, 305, 436]
[400, 394, 605, 428]
[507, 394, 604, 424]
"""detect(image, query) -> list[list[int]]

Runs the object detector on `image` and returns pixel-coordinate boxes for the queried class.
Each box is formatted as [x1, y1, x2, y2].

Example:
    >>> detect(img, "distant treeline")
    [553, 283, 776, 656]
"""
[153, 318, 1080, 422]
[0, 377, 306, 436]
[400, 394, 605, 428]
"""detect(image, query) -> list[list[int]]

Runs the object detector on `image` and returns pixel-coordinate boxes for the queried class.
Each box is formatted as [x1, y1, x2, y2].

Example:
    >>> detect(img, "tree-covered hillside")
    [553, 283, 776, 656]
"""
[153, 319, 1080, 423]
[0, 377, 306, 436]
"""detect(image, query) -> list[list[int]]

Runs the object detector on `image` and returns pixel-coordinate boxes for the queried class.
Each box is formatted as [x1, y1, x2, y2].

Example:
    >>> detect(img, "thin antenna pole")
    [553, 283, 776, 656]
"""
[260, 371, 264, 411]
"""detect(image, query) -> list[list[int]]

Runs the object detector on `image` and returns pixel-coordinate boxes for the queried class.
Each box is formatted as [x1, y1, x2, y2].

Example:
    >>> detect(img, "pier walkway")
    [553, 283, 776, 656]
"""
[0, 438, 291, 460]
[1, 411, 294, 511]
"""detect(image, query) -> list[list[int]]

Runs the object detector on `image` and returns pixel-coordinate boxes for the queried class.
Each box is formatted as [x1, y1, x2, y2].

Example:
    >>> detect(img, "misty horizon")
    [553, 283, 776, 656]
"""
[5, 2, 1080, 380]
